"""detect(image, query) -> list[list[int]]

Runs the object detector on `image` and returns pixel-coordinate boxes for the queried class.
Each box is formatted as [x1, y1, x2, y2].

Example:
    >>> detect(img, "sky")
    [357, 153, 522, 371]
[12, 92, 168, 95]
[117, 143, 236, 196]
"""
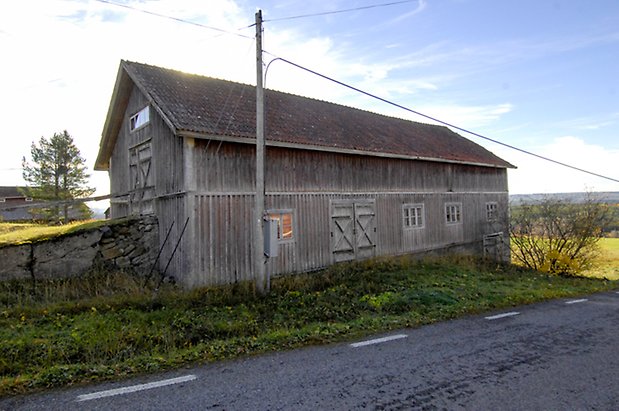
[1, 0, 618, 210]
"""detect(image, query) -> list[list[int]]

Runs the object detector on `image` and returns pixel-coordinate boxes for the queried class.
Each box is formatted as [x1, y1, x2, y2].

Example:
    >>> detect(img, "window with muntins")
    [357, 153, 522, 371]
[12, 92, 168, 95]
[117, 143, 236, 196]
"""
[445, 203, 462, 224]
[486, 202, 498, 222]
[130, 106, 150, 131]
[403, 203, 424, 229]
[268, 211, 294, 241]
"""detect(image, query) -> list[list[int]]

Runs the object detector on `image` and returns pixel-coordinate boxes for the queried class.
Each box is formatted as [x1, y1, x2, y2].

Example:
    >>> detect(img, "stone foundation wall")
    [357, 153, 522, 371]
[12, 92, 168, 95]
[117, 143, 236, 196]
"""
[0, 216, 159, 282]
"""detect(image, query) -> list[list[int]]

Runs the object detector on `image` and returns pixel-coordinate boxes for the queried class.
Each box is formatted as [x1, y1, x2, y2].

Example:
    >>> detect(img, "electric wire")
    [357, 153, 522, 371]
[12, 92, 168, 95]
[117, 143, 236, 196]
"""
[264, 0, 418, 22]
[264, 55, 619, 185]
[93, 0, 254, 40]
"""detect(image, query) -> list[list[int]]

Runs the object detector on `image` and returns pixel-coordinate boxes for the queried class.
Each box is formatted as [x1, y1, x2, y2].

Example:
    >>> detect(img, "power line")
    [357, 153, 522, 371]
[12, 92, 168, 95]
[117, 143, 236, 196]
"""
[93, 0, 254, 40]
[264, 0, 418, 22]
[264, 55, 619, 185]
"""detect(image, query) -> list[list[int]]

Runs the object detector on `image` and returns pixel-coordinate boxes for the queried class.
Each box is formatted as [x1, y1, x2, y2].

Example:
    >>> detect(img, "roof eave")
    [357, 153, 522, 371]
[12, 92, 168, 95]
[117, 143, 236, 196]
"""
[95, 62, 132, 171]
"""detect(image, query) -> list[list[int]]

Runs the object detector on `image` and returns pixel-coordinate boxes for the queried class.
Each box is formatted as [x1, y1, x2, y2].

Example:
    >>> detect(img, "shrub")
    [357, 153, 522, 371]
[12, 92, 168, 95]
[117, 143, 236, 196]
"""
[510, 194, 612, 276]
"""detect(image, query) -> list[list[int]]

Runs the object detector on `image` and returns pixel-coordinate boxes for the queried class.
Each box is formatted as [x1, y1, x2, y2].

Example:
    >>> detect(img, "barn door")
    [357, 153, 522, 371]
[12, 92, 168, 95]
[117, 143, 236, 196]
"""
[330, 200, 376, 262]
[331, 203, 355, 262]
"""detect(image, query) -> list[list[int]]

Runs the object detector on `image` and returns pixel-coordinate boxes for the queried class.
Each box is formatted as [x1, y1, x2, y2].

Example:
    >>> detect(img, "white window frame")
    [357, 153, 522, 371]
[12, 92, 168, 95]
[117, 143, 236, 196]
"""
[0, 198, 5, 203]
[486, 202, 498, 222]
[130, 105, 150, 132]
[402, 203, 424, 229]
[268, 209, 295, 243]
[25, 197, 33, 202]
[445, 202, 462, 225]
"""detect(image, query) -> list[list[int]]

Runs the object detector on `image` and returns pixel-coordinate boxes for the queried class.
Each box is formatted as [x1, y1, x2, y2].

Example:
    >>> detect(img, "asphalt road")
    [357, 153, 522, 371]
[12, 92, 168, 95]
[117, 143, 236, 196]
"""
[3, 291, 619, 410]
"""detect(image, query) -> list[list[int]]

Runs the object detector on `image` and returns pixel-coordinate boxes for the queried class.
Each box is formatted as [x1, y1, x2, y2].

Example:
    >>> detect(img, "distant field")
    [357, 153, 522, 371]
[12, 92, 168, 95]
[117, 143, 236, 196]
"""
[584, 238, 619, 280]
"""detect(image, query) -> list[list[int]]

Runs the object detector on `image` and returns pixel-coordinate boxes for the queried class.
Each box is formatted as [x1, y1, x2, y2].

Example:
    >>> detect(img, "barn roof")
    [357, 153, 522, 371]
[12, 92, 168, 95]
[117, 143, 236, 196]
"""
[0, 186, 26, 199]
[95, 60, 514, 170]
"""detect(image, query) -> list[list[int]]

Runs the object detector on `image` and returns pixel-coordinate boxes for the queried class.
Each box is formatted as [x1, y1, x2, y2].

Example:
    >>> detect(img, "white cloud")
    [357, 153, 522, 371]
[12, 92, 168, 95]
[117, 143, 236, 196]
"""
[496, 136, 619, 194]
[400, 103, 514, 129]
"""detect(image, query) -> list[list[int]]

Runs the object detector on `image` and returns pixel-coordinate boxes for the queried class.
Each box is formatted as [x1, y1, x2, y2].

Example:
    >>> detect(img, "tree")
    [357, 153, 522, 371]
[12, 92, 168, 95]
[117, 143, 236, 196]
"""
[510, 194, 612, 276]
[22, 130, 95, 223]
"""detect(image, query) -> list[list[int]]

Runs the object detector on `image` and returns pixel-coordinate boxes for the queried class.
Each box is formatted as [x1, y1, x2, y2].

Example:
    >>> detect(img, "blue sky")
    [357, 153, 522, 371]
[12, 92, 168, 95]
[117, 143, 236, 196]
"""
[1, 0, 618, 201]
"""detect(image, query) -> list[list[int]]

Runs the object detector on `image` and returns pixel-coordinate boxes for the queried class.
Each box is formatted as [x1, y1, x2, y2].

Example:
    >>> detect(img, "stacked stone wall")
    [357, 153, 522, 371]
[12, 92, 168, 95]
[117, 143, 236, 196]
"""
[0, 216, 159, 282]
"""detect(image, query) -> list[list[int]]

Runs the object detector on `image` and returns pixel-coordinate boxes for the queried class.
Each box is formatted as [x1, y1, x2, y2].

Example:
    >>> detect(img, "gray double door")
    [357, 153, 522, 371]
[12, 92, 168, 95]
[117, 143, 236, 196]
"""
[330, 200, 377, 262]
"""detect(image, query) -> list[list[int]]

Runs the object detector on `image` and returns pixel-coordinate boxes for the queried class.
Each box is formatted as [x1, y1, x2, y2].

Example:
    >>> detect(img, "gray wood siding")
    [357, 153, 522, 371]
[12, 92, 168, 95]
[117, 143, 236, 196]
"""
[155, 195, 191, 284]
[181, 190, 508, 285]
[189, 140, 508, 194]
[109, 86, 185, 218]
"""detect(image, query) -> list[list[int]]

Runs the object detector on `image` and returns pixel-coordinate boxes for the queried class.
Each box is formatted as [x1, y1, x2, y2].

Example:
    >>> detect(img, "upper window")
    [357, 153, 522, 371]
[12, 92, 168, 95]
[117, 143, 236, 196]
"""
[268, 211, 294, 241]
[130, 106, 150, 131]
[403, 203, 424, 229]
[25, 197, 33, 202]
[486, 202, 498, 222]
[0, 198, 5, 203]
[445, 203, 462, 224]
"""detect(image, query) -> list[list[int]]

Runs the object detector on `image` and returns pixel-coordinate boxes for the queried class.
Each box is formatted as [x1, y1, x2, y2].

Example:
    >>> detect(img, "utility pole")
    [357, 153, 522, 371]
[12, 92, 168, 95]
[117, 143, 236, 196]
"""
[254, 9, 267, 294]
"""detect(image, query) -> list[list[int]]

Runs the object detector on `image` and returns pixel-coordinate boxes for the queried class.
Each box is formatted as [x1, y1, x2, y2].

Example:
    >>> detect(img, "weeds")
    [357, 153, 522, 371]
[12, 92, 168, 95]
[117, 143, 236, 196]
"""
[0, 256, 615, 396]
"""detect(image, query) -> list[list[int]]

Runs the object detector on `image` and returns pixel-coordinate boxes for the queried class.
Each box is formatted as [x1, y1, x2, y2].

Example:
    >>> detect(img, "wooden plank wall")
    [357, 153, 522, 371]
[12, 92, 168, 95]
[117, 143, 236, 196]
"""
[181, 191, 508, 285]
[165, 139, 511, 286]
[189, 140, 508, 193]
[109, 85, 184, 218]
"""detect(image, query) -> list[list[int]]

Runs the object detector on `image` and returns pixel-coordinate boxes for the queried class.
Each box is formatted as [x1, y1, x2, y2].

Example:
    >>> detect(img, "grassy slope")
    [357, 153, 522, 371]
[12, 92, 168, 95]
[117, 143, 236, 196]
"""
[0, 257, 615, 397]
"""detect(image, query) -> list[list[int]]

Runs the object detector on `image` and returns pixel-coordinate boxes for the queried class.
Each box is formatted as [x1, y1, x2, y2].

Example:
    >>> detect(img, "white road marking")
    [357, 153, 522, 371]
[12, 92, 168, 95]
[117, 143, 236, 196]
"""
[485, 312, 520, 320]
[350, 334, 408, 348]
[76, 375, 197, 402]
[565, 298, 588, 305]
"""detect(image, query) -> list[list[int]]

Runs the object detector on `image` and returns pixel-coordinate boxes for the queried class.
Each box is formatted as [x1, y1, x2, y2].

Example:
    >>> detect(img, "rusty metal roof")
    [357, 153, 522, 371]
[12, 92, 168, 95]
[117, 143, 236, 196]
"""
[97, 60, 514, 170]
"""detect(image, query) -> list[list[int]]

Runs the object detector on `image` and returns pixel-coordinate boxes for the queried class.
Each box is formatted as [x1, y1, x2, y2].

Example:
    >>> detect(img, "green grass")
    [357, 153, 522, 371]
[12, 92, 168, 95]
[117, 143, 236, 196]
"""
[0, 256, 615, 397]
[0, 220, 110, 246]
[583, 238, 619, 280]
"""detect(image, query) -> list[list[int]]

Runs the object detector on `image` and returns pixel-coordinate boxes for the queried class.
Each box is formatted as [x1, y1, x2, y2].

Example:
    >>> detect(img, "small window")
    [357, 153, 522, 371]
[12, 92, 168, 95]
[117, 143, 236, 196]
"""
[268, 211, 294, 241]
[130, 106, 150, 131]
[25, 197, 33, 202]
[0, 198, 5, 203]
[403, 203, 424, 229]
[486, 202, 498, 222]
[445, 203, 462, 224]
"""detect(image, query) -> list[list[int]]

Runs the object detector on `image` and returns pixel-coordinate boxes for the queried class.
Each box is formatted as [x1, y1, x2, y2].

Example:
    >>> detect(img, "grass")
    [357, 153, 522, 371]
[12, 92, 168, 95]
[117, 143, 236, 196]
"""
[583, 238, 619, 280]
[0, 256, 615, 397]
[0, 220, 108, 246]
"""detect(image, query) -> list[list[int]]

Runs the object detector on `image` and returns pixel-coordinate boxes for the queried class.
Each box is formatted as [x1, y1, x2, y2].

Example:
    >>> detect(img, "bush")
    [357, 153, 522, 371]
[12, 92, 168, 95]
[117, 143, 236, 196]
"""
[510, 194, 612, 276]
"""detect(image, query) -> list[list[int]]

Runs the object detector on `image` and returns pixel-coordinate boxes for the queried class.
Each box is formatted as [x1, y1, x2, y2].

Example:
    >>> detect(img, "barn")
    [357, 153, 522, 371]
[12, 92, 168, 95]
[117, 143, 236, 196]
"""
[95, 60, 515, 288]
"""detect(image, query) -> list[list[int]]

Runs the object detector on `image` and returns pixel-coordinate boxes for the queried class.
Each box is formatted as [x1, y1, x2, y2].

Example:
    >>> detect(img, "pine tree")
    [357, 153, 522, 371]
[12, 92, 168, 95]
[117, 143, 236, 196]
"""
[22, 130, 95, 223]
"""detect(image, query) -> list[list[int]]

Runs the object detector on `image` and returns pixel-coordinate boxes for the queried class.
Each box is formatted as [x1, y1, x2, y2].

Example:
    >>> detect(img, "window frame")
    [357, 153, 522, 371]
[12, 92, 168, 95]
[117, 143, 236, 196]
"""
[129, 105, 150, 132]
[267, 209, 295, 243]
[445, 202, 462, 225]
[486, 202, 498, 222]
[402, 203, 425, 229]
